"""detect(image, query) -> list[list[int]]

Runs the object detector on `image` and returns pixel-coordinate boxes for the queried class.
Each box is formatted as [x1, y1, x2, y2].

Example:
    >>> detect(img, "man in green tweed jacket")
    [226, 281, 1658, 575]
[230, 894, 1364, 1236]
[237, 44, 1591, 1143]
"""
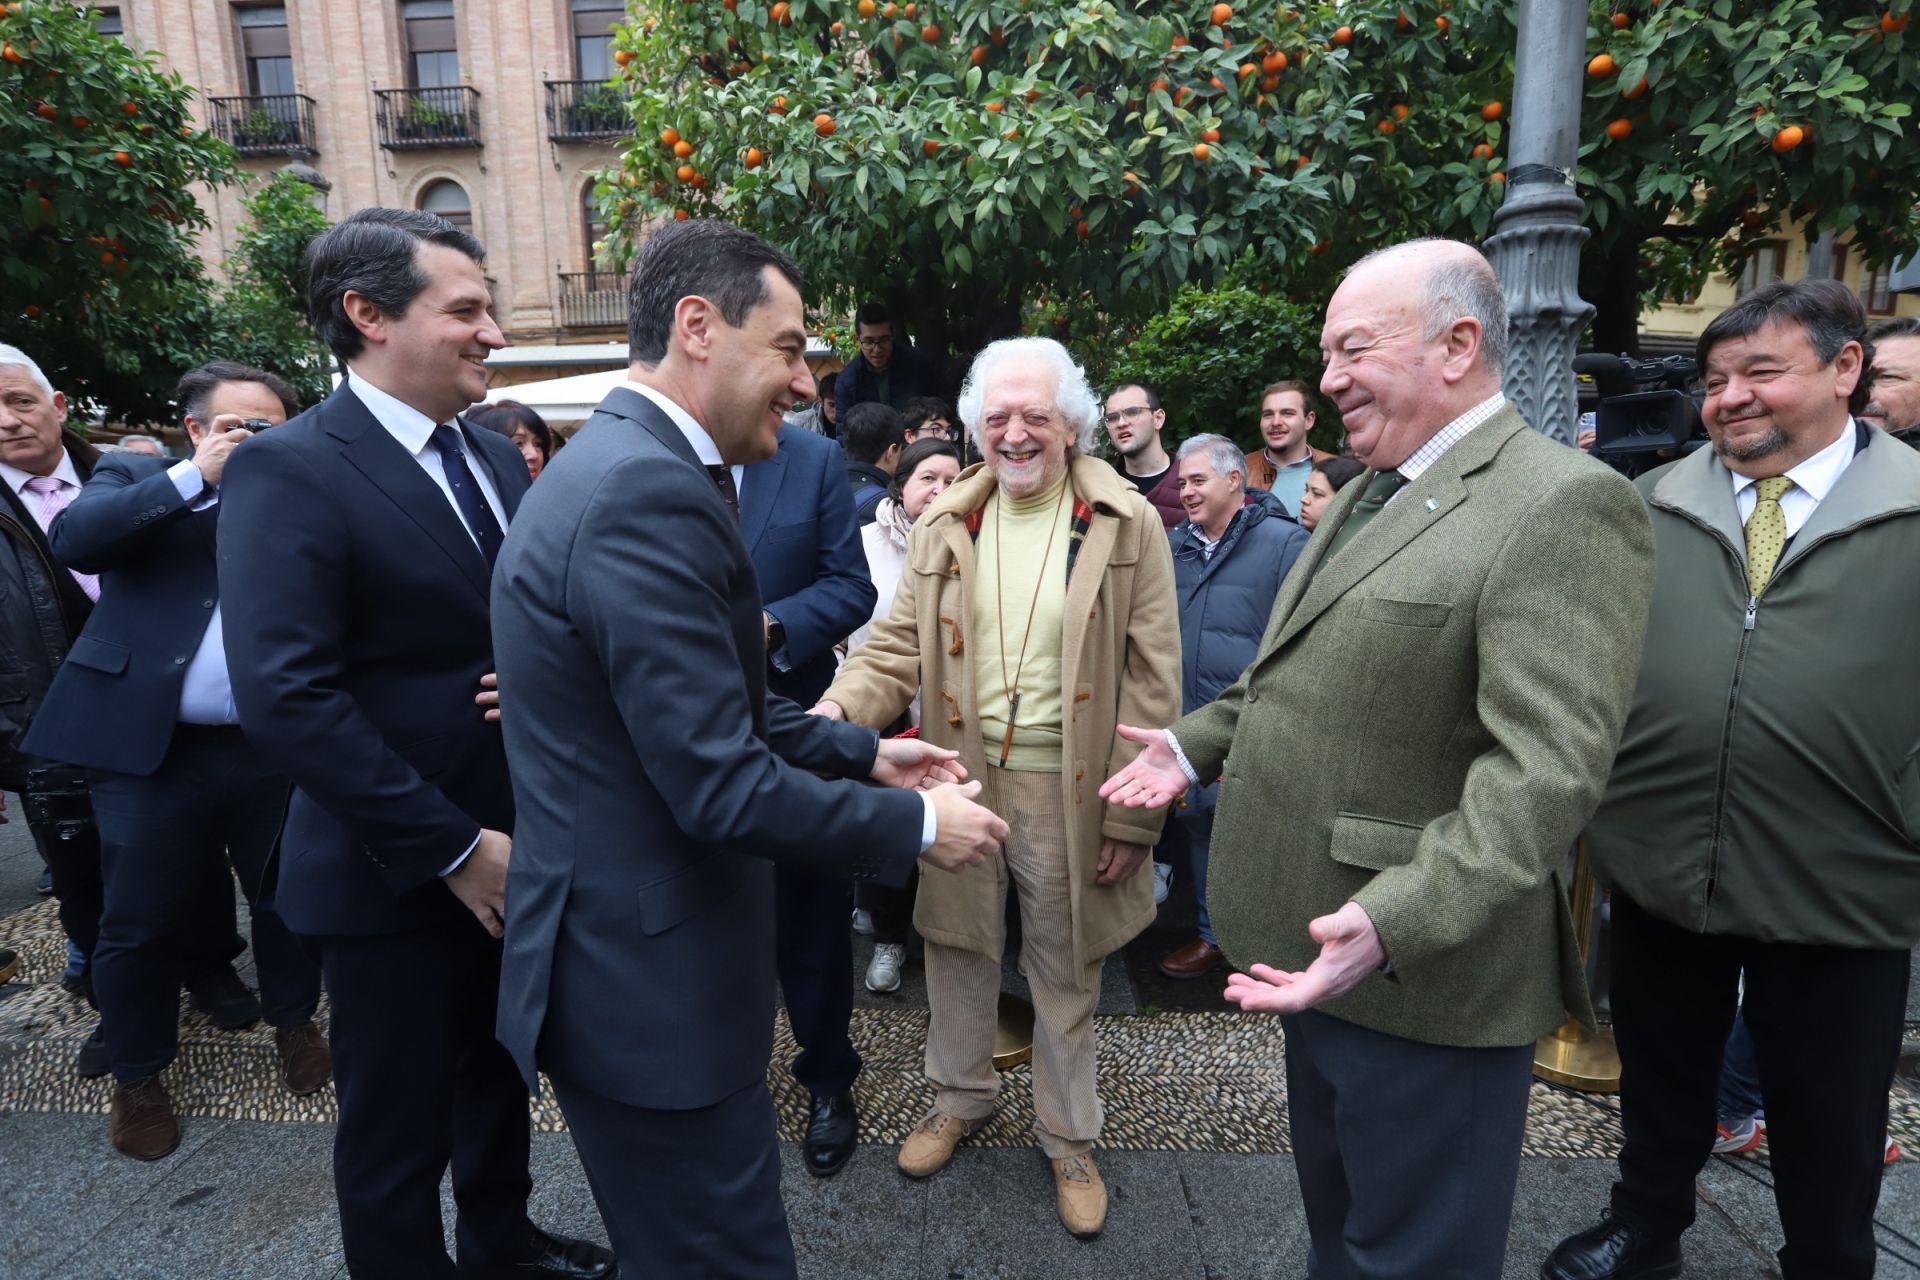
[1103, 238, 1656, 1276]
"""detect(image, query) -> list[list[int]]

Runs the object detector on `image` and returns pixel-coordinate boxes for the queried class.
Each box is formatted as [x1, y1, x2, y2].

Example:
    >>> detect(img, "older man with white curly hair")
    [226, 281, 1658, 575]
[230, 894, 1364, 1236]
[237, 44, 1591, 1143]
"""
[815, 336, 1179, 1240]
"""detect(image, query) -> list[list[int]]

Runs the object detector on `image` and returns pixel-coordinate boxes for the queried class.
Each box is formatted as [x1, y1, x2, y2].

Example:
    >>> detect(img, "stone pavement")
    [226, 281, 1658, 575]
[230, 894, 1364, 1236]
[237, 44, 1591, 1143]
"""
[3, 820, 1917, 1279]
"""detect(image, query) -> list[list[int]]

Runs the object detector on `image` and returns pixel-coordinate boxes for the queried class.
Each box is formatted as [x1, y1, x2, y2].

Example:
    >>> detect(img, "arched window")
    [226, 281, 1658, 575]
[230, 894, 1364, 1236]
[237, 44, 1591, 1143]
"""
[418, 179, 472, 232]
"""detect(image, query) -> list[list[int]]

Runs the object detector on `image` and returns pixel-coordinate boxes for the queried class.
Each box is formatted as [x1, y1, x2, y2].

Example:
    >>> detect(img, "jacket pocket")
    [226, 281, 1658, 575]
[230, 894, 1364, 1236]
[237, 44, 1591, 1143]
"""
[1328, 813, 1425, 872]
[637, 863, 736, 936]
[1358, 597, 1452, 629]
[64, 634, 131, 674]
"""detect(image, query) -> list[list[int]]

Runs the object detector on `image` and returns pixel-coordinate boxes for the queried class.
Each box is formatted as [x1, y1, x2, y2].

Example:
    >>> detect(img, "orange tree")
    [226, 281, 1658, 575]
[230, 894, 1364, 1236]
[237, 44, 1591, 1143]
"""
[0, 0, 242, 419]
[600, 0, 1917, 369]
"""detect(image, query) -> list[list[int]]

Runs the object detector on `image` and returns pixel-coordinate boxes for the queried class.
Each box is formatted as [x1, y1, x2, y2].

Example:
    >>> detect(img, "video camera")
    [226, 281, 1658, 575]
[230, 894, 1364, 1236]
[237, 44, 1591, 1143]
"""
[1574, 353, 1709, 479]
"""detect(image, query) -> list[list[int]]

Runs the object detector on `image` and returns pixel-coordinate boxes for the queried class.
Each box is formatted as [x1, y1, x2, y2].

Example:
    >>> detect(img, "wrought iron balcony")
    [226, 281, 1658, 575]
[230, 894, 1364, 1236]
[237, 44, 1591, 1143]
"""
[558, 271, 626, 328]
[545, 79, 628, 143]
[207, 94, 319, 156]
[374, 85, 482, 150]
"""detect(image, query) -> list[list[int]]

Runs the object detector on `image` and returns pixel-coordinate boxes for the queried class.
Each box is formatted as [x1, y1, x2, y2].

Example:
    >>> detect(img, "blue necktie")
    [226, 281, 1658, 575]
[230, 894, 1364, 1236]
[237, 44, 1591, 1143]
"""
[431, 423, 505, 568]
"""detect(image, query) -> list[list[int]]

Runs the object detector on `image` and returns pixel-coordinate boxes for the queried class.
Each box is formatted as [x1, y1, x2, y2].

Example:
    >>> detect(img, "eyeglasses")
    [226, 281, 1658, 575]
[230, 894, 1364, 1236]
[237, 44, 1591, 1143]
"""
[857, 335, 893, 349]
[1103, 406, 1151, 426]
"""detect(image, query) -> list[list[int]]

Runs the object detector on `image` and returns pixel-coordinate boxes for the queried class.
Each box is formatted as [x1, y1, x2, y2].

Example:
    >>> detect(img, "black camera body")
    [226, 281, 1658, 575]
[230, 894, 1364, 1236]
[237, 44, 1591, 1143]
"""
[1575, 353, 1709, 479]
[22, 764, 94, 842]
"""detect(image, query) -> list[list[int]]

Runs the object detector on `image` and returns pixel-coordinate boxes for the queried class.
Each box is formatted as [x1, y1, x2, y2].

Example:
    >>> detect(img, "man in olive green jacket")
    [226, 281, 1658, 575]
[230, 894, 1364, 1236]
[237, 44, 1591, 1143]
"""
[1548, 280, 1919, 1280]
[1105, 239, 1655, 1276]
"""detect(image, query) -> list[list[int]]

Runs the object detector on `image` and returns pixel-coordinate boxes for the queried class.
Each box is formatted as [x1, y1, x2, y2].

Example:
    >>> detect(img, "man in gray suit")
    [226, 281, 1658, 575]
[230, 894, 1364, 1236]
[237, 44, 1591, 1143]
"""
[490, 219, 1007, 1280]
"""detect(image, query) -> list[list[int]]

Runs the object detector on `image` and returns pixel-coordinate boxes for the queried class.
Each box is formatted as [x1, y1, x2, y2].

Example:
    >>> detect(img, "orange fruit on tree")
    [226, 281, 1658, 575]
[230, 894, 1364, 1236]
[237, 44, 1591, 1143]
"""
[1076, 219, 1090, 238]
[0, 42, 20, 63]
[674, 208, 690, 220]
[71, 115, 90, 128]
[676, 163, 697, 181]
[1192, 142, 1211, 159]
[814, 112, 836, 135]
[971, 46, 988, 64]
[1612, 11, 1629, 27]
[1209, 75, 1225, 89]
[1202, 127, 1221, 142]
[1434, 15, 1449, 31]
[905, 1, 916, 14]
[858, 0, 876, 16]
[35, 101, 55, 120]
[832, 20, 844, 33]
[770, 1, 791, 22]
[922, 23, 940, 41]
[1150, 78, 1169, 94]
[674, 139, 693, 157]
[1489, 170, 1505, 184]
[723, 0, 736, 10]
[1481, 101, 1503, 120]
[1471, 142, 1493, 159]
[1883, 11, 1912, 32]
[690, 173, 707, 189]
[1003, 127, 1018, 139]
[1392, 103, 1408, 120]
[1587, 52, 1617, 78]
[990, 24, 1006, 43]
[1622, 75, 1648, 99]
[1172, 33, 1190, 46]
[120, 101, 138, 115]
[1771, 124, 1805, 152]
[1026, 87, 1041, 101]
[1378, 118, 1395, 134]
[986, 99, 1004, 113]
[1397, 9, 1411, 30]
[1261, 73, 1279, 90]
[1606, 117, 1632, 139]
[112, 150, 131, 165]
[1210, 3, 1233, 25]
[614, 49, 633, 66]
[661, 127, 681, 147]
[923, 138, 940, 156]
[883, 1, 897, 16]
[1262, 49, 1286, 72]
[1238, 62, 1255, 79]
[1333, 25, 1352, 44]
[745, 146, 764, 167]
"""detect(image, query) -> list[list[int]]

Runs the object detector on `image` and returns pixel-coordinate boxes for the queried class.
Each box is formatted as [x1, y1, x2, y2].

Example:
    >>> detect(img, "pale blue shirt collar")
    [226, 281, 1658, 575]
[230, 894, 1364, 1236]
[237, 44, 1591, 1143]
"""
[1727, 417, 1857, 506]
[623, 380, 725, 467]
[347, 369, 451, 453]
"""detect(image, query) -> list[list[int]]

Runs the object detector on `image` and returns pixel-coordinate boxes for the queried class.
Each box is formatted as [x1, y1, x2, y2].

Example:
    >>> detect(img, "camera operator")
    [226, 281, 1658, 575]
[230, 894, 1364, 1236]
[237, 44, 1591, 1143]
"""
[23, 361, 328, 1161]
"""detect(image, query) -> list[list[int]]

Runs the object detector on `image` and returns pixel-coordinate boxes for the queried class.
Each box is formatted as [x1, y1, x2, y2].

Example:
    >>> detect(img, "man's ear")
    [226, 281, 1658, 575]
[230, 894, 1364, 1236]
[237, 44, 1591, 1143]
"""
[182, 414, 204, 447]
[341, 290, 387, 348]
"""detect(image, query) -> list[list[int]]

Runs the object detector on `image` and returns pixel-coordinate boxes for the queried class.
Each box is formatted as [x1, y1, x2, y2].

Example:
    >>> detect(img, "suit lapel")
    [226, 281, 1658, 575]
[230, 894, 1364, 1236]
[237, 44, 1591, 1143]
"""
[457, 415, 530, 523]
[323, 386, 494, 600]
[737, 433, 791, 553]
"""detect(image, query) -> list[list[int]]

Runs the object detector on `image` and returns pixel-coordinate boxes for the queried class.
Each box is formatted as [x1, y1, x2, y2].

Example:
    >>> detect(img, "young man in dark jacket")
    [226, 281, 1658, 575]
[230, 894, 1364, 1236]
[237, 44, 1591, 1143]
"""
[1546, 280, 1920, 1280]
[833, 302, 927, 415]
[1154, 433, 1309, 978]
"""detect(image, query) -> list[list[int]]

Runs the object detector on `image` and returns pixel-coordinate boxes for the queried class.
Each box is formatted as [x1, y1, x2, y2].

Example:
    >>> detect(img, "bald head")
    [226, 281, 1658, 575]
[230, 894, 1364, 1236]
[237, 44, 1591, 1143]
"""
[1318, 238, 1508, 470]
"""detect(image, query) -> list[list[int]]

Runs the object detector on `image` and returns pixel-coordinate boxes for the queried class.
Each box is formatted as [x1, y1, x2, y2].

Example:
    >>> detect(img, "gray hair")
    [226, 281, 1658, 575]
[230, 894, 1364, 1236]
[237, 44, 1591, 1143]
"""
[118, 433, 162, 448]
[1176, 433, 1246, 487]
[956, 337, 1100, 454]
[0, 344, 56, 400]
[1349, 238, 1510, 377]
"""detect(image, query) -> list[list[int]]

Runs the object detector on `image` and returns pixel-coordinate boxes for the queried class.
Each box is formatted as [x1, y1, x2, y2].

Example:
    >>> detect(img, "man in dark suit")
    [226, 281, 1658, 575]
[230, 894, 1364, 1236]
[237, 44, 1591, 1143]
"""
[742, 423, 882, 1176]
[27, 361, 329, 1162]
[218, 209, 613, 1280]
[492, 218, 1008, 1279]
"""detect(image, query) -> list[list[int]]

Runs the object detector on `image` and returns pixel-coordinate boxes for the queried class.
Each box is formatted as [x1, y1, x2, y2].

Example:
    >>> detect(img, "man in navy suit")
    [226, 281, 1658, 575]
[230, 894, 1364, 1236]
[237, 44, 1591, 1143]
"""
[218, 209, 613, 1280]
[27, 362, 329, 1162]
[491, 218, 1009, 1278]
[741, 424, 882, 1176]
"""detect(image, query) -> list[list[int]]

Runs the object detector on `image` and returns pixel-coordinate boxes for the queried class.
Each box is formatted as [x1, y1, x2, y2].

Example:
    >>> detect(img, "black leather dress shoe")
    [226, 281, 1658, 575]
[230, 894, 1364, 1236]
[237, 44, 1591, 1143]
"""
[184, 964, 261, 1031]
[1542, 1212, 1683, 1280]
[804, 1090, 859, 1178]
[478, 1226, 616, 1279]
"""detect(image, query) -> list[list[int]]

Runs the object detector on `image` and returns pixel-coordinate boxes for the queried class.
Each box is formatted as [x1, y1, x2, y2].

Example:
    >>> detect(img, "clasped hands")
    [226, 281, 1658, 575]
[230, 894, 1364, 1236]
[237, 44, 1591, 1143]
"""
[1098, 723, 1387, 1016]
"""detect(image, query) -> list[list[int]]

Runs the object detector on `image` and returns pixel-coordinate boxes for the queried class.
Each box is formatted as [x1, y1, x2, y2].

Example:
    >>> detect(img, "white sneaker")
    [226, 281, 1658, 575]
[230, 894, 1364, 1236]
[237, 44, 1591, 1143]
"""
[866, 943, 905, 993]
[1152, 863, 1172, 906]
[850, 908, 874, 936]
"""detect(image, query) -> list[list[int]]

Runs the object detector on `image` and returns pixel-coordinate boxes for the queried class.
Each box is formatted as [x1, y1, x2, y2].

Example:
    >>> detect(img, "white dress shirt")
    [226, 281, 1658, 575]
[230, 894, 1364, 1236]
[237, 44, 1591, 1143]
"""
[621, 379, 937, 853]
[349, 371, 510, 549]
[164, 459, 239, 724]
[0, 451, 85, 528]
[1730, 418, 1858, 538]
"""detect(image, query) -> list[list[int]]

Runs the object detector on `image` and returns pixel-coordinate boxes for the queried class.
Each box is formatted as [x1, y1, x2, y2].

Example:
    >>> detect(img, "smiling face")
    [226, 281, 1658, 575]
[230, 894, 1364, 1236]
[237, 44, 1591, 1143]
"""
[1258, 389, 1315, 459]
[980, 360, 1073, 499]
[509, 424, 544, 479]
[1298, 468, 1337, 530]
[1102, 385, 1163, 459]
[350, 242, 505, 425]
[1701, 318, 1859, 477]
[1862, 334, 1920, 436]
[704, 266, 815, 464]
[1176, 451, 1241, 537]
[0, 364, 68, 477]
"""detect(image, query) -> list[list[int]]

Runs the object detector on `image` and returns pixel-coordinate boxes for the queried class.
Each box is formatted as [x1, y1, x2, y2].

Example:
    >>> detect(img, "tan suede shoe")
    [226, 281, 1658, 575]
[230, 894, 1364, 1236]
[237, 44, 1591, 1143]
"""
[1051, 1151, 1108, 1239]
[897, 1109, 985, 1179]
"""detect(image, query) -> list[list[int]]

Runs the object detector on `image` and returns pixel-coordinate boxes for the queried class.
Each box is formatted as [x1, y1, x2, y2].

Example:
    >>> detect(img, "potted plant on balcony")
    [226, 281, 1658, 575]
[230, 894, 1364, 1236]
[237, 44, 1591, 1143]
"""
[395, 96, 454, 142]
[234, 105, 286, 150]
[566, 84, 624, 137]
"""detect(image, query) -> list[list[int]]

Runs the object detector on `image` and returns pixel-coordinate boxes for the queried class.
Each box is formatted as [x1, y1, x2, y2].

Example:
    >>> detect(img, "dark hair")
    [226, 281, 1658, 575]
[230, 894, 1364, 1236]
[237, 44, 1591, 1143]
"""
[855, 301, 892, 330]
[1698, 278, 1872, 414]
[173, 360, 300, 425]
[1313, 455, 1365, 492]
[842, 401, 907, 465]
[815, 371, 837, 401]
[888, 437, 963, 503]
[1261, 379, 1316, 412]
[901, 395, 954, 434]
[306, 207, 486, 362]
[467, 399, 553, 461]
[1866, 316, 1920, 343]
[1109, 381, 1161, 414]
[627, 219, 804, 366]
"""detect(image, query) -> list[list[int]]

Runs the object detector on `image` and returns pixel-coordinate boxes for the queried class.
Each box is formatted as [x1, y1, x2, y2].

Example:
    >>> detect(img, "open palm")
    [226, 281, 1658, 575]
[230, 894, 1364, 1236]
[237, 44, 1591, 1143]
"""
[1097, 724, 1189, 808]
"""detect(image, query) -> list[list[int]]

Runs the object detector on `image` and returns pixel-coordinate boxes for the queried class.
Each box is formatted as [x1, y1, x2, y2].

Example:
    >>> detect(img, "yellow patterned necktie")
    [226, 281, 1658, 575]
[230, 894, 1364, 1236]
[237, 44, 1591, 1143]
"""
[1744, 475, 1793, 597]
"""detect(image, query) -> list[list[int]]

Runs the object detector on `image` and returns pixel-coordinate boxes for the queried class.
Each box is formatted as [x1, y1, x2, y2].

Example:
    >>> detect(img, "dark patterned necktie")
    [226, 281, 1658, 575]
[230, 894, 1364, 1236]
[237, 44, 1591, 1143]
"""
[707, 464, 741, 523]
[430, 423, 505, 567]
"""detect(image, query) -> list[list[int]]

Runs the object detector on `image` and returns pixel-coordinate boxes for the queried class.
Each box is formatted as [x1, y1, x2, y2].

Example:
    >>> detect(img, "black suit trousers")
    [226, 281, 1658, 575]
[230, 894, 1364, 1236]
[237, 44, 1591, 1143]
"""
[1609, 893, 1909, 1279]
[89, 726, 320, 1082]
[316, 908, 533, 1280]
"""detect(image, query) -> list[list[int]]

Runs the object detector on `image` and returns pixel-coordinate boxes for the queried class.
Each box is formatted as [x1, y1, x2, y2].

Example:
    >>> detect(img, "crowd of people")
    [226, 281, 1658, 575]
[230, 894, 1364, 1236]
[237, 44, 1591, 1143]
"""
[0, 206, 1917, 1280]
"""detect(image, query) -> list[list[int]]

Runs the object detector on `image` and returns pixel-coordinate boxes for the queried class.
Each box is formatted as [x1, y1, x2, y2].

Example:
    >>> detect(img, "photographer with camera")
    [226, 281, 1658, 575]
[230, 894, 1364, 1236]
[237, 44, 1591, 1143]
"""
[24, 361, 328, 1162]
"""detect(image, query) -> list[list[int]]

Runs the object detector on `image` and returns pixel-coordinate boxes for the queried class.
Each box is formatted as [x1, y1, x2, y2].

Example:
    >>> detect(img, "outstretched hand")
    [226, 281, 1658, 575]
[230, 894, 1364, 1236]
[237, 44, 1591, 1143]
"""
[1097, 724, 1189, 809]
[872, 738, 968, 790]
[1222, 902, 1386, 1015]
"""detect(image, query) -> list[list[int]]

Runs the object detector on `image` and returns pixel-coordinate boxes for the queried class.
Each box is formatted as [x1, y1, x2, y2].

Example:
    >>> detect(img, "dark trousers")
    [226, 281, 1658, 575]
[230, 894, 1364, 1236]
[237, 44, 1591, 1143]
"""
[317, 910, 533, 1279]
[1282, 1007, 1533, 1279]
[551, 1075, 797, 1280]
[1609, 894, 1909, 1279]
[774, 863, 859, 1096]
[856, 872, 917, 946]
[89, 726, 321, 1082]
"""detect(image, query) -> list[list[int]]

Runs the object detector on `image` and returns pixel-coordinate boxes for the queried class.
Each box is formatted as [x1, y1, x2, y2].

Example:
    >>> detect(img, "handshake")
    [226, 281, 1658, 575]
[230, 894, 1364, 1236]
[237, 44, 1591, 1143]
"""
[811, 699, 1008, 873]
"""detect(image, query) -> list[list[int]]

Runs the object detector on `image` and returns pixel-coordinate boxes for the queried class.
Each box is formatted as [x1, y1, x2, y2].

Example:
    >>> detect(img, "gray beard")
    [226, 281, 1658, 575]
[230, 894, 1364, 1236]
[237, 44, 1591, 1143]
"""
[1712, 423, 1789, 462]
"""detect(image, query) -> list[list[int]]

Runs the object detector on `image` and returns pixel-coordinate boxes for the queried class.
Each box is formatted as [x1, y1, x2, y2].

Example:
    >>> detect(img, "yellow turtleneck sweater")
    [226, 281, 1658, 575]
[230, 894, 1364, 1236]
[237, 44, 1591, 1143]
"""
[973, 472, 1071, 772]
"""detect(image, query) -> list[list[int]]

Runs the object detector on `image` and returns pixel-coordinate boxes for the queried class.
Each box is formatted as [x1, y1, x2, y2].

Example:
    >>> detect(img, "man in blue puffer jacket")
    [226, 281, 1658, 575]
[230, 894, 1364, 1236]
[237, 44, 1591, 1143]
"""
[1154, 433, 1310, 979]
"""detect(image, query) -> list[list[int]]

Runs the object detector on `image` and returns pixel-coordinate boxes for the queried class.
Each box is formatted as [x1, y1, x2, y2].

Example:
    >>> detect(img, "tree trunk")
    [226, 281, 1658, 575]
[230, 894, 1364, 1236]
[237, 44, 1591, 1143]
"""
[1583, 233, 1645, 357]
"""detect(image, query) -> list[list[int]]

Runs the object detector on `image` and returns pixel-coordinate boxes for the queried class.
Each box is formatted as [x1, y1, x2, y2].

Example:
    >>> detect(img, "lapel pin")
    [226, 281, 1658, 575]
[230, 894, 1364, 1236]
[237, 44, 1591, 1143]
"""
[1424, 498, 1438, 512]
